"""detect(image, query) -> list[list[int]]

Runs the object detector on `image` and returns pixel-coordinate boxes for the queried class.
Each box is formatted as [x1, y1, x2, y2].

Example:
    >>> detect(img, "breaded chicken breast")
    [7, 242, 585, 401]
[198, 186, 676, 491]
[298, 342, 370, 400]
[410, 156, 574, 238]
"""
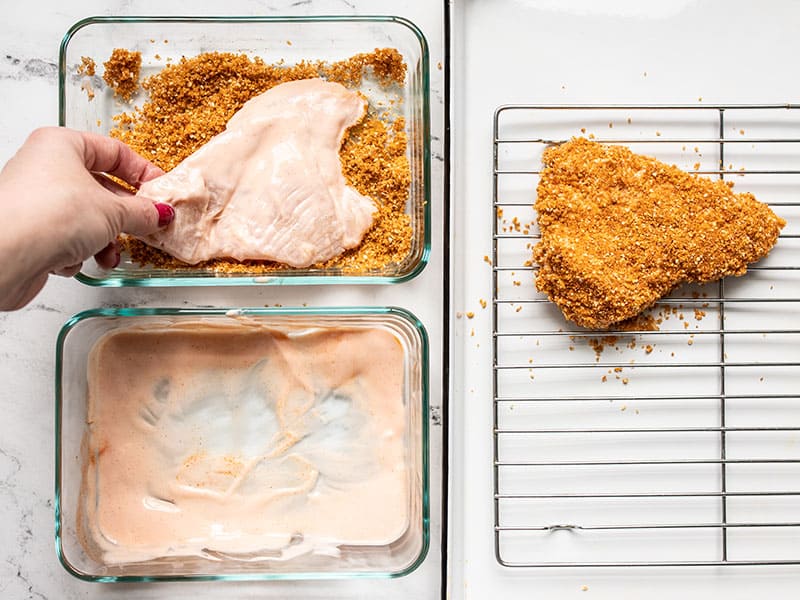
[533, 138, 785, 329]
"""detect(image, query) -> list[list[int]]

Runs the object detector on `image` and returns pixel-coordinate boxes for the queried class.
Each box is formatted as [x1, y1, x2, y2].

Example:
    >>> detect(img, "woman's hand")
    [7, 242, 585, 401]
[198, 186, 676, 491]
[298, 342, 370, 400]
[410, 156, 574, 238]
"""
[0, 127, 174, 310]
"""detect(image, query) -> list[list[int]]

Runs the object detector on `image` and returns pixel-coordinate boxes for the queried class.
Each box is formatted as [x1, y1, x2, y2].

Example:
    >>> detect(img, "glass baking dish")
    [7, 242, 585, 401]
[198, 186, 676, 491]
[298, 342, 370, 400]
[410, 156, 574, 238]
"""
[58, 16, 430, 286]
[55, 307, 429, 581]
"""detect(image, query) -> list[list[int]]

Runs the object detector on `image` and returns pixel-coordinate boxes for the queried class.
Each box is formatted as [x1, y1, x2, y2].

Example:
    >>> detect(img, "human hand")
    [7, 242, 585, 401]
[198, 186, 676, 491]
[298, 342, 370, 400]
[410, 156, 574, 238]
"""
[0, 127, 174, 310]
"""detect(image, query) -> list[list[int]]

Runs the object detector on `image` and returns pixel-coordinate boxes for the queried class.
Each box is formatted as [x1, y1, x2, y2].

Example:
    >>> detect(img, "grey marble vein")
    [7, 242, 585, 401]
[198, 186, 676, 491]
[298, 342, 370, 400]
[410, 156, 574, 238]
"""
[0, 56, 58, 82]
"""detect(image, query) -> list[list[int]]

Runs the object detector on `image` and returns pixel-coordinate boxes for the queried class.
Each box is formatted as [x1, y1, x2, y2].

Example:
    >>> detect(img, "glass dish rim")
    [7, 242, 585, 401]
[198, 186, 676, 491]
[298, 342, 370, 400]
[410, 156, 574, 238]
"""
[58, 15, 431, 287]
[54, 305, 430, 582]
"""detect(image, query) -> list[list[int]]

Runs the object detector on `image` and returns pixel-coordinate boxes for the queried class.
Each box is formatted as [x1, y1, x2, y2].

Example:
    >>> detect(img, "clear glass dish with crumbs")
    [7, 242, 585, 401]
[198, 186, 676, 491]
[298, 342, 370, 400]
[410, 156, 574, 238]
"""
[58, 16, 430, 286]
[55, 306, 429, 581]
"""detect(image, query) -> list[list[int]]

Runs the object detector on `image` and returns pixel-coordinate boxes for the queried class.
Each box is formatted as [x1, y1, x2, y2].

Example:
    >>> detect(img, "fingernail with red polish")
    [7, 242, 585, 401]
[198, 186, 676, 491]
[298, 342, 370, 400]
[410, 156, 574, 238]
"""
[155, 203, 175, 227]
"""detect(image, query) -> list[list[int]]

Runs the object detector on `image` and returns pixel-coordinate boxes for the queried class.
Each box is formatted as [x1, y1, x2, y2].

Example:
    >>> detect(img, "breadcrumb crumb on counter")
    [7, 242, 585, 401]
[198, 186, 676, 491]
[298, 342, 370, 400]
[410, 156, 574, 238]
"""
[102, 48, 141, 101]
[105, 48, 412, 274]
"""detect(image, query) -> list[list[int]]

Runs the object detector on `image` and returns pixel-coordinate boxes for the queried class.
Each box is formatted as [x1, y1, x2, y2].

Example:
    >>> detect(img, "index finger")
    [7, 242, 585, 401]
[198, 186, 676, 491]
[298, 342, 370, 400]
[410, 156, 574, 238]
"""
[79, 131, 164, 187]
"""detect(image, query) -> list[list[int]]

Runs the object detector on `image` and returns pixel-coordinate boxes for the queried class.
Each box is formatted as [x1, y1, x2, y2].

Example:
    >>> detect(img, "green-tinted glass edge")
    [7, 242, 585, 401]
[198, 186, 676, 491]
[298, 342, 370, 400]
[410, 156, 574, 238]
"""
[59, 15, 431, 288]
[54, 305, 430, 582]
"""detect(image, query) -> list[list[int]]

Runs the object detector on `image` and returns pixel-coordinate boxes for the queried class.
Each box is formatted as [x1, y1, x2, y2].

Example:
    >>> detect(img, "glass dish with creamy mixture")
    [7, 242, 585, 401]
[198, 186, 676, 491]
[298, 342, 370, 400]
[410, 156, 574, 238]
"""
[56, 307, 428, 580]
[59, 16, 430, 286]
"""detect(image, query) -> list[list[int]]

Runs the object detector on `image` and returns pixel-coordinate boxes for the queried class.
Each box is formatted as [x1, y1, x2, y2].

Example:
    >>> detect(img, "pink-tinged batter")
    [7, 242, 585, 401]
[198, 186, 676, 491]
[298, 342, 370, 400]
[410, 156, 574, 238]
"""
[136, 79, 376, 267]
[79, 323, 408, 564]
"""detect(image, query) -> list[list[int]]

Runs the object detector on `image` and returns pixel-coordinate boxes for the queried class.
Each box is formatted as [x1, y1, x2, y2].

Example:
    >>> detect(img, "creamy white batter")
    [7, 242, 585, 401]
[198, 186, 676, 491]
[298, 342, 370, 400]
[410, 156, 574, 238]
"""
[136, 79, 376, 267]
[78, 322, 409, 565]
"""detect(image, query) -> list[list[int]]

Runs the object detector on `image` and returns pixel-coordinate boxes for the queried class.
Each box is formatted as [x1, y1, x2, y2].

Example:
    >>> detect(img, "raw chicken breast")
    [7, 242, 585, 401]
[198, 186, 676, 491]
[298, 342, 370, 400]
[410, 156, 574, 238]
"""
[136, 79, 376, 267]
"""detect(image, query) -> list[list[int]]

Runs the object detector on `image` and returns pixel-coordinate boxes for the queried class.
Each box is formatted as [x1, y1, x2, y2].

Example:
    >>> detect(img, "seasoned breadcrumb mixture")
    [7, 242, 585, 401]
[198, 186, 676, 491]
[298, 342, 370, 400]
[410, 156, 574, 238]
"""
[101, 49, 410, 273]
[533, 137, 785, 329]
[102, 49, 141, 101]
[78, 56, 96, 77]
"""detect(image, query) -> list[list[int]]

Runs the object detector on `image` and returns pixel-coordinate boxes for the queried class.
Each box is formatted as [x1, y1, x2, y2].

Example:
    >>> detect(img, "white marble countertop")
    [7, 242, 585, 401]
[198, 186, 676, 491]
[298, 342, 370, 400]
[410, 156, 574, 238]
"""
[0, 1, 446, 598]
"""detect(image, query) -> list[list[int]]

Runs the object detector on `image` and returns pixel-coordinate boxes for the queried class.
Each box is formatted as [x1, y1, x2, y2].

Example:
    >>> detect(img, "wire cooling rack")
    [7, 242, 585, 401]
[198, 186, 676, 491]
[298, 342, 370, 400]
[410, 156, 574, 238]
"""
[492, 105, 800, 567]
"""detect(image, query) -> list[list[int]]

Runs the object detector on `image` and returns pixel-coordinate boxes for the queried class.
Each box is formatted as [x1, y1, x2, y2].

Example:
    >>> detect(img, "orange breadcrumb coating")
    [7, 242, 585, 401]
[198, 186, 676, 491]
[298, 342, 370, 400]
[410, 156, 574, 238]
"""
[533, 137, 785, 329]
[78, 56, 96, 77]
[102, 49, 141, 101]
[107, 49, 410, 273]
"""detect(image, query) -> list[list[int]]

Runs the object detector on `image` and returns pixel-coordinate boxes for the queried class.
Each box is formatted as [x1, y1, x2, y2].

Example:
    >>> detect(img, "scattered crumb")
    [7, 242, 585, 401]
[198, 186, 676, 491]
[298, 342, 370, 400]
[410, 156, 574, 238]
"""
[479, 299, 487, 309]
[466, 311, 475, 319]
[587, 335, 619, 359]
[580, 127, 586, 134]
[739, 129, 745, 135]
[78, 56, 97, 100]
[655, 130, 661, 136]
[437, 61, 442, 70]
[470, 328, 475, 337]
[581, 586, 589, 592]
[515, 306, 522, 313]
[512, 280, 521, 287]
[617, 313, 659, 331]
[96, 119, 102, 127]
[622, 379, 629, 385]
[627, 117, 632, 124]
[102, 48, 141, 101]
[286, 40, 293, 46]
[77, 56, 96, 77]
[621, 403, 628, 409]
[601, 375, 607, 382]
[693, 162, 701, 170]
[81, 79, 96, 101]
[483, 255, 493, 265]
[698, 96, 703, 101]
[608, 122, 613, 128]
[456, 312, 463, 319]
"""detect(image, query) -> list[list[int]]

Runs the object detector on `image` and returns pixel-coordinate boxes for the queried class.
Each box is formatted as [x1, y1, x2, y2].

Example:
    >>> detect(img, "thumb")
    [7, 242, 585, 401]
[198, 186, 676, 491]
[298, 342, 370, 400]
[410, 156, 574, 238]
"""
[114, 196, 175, 236]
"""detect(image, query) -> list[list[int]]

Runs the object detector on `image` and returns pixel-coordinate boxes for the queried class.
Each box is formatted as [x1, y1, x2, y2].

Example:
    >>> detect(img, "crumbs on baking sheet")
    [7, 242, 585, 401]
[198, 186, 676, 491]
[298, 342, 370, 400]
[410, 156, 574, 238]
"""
[106, 48, 412, 274]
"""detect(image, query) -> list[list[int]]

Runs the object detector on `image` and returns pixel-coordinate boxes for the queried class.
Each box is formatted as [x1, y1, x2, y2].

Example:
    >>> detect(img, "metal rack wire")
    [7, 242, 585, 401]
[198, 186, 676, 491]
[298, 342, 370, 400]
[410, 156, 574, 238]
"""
[492, 105, 800, 567]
